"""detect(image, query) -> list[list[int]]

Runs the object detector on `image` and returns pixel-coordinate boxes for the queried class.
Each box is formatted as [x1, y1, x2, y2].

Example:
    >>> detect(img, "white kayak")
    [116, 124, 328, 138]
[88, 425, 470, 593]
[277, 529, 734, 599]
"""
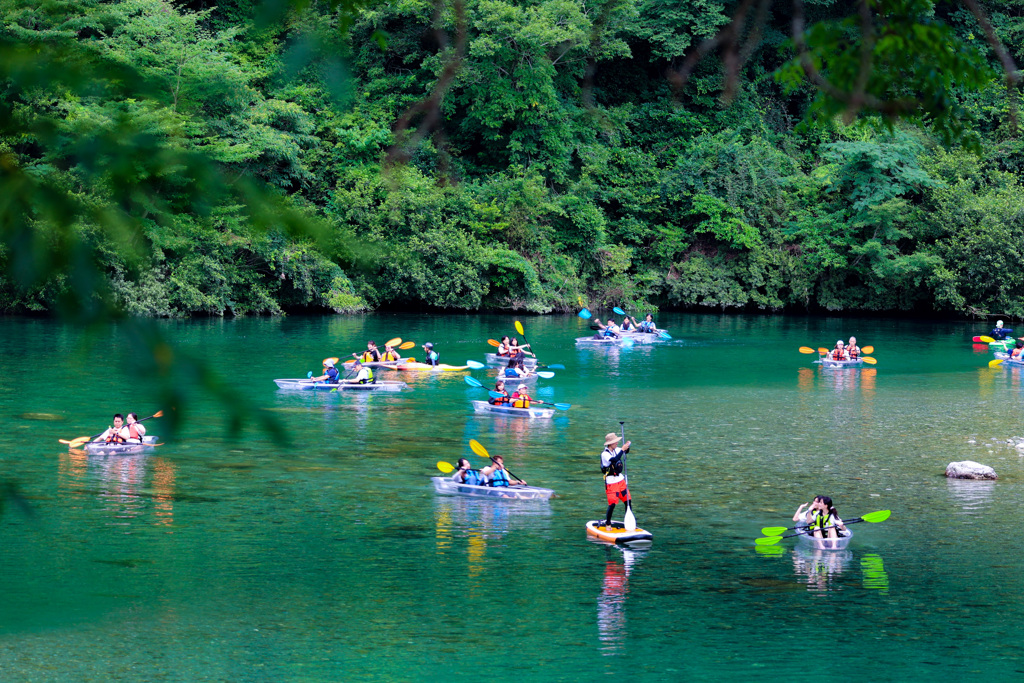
[273, 378, 407, 391]
[82, 435, 159, 455]
[484, 353, 538, 368]
[795, 529, 853, 551]
[471, 400, 555, 419]
[431, 476, 554, 500]
[814, 358, 864, 368]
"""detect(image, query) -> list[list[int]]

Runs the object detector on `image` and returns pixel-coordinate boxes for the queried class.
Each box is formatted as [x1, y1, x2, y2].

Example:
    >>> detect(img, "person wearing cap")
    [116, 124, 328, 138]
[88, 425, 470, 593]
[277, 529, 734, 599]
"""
[511, 383, 533, 408]
[828, 340, 848, 361]
[600, 432, 632, 528]
[342, 361, 374, 384]
[309, 359, 341, 383]
[992, 320, 1014, 341]
[422, 342, 439, 367]
[355, 341, 381, 363]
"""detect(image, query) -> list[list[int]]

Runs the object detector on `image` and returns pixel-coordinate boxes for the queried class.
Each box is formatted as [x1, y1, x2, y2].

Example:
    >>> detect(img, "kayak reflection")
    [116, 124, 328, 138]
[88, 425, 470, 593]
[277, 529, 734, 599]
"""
[792, 545, 853, 593]
[596, 546, 645, 656]
[58, 451, 177, 526]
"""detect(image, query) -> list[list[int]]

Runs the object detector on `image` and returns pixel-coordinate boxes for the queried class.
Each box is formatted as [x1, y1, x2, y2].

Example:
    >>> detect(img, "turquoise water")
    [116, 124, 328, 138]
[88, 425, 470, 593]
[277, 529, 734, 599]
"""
[2, 313, 1023, 680]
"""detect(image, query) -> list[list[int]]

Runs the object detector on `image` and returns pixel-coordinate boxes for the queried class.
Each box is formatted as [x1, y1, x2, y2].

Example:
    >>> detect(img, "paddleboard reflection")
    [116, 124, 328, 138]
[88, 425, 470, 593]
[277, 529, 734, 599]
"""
[596, 546, 645, 656]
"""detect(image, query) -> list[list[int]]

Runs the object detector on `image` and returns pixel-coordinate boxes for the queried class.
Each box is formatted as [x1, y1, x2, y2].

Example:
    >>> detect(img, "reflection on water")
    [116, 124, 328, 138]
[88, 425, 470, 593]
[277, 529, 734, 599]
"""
[597, 547, 645, 656]
[57, 452, 177, 525]
[433, 496, 551, 579]
[945, 478, 996, 516]
[792, 546, 853, 593]
[861, 554, 890, 593]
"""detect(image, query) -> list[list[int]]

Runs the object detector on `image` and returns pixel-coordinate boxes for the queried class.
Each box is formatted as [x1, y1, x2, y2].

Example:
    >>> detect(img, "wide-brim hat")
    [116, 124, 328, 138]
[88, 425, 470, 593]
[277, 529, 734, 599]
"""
[324, 360, 335, 368]
[604, 432, 621, 446]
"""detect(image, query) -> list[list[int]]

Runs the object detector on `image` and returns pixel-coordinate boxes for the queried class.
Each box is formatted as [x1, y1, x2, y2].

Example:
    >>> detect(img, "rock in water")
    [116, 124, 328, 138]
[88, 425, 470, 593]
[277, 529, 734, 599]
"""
[945, 461, 998, 480]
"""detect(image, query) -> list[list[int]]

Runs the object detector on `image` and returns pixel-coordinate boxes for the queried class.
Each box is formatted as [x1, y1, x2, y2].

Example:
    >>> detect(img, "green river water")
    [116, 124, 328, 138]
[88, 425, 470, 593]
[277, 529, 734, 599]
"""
[1, 313, 1023, 681]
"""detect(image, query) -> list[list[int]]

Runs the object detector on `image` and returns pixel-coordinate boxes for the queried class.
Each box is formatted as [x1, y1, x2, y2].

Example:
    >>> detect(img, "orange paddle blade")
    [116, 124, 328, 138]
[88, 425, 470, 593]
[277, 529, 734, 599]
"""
[151, 410, 164, 419]
[323, 357, 339, 366]
[817, 347, 829, 355]
[799, 346, 815, 354]
[487, 339, 500, 347]
[862, 356, 877, 365]
[385, 337, 401, 347]
[862, 345, 874, 354]
[399, 341, 415, 350]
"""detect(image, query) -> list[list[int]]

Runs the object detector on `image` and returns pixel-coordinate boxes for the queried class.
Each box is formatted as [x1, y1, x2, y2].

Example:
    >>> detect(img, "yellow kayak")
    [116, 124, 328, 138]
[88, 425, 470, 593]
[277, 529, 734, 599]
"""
[586, 520, 653, 547]
[395, 362, 469, 372]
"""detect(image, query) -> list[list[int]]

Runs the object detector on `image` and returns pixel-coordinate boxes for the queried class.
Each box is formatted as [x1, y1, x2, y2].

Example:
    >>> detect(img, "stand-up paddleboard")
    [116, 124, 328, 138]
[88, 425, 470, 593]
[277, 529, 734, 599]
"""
[586, 520, 653, 547]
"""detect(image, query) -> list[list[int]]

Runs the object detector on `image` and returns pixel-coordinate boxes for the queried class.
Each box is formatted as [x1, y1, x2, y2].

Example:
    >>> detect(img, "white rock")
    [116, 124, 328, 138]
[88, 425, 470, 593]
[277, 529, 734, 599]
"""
[945, 461, 998, 480]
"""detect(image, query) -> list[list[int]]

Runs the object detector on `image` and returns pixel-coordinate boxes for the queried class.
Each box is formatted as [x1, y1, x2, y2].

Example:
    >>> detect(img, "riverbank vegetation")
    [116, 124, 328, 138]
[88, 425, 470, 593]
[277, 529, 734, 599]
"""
[4, 0, 1024, 318]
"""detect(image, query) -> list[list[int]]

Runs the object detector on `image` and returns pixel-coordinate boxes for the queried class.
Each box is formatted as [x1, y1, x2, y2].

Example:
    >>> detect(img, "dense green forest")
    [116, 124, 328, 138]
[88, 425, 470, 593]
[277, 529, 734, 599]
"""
[4, 0, 1024, 317]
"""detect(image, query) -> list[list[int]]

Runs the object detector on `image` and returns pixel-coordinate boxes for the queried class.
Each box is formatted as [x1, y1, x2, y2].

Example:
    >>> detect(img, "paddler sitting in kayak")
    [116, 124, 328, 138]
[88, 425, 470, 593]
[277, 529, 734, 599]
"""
[509, 338, 534, 357]
[846, 336, 861, 360]
[600, 432, 632, 528]
[354, 341, 382, 363]
[511, 384, 532, 408]
[495, 336, 512, 357]
[381, 342, 402, 362]
[488, 380, 510, 405]
[502, 354, 529, 379]
[593, 319, 621, 340]
[1012, 340, 1024, 360]
[827, 340, 849, 361]
[635, 313, 659, 334]
[452, 458, 484, 485]
[94, 413, 130, 443]
[480, 455, 526, 487]
[422, 342, 439, 367]
[793, 496, 847, 540]
[124, 412, 147, 443]
[341, 361, 374, 384]
[992, 320, 1015, 341]
[309, 359, 341, 383]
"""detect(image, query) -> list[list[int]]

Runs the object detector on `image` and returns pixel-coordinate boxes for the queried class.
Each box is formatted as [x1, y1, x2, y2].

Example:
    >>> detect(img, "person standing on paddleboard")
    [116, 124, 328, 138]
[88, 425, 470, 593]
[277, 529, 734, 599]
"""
[601, 432, 632, 528]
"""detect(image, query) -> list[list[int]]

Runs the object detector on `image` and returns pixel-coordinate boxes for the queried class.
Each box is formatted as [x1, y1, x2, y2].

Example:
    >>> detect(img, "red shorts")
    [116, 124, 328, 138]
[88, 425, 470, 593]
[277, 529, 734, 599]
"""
[605, 478, 630, 505]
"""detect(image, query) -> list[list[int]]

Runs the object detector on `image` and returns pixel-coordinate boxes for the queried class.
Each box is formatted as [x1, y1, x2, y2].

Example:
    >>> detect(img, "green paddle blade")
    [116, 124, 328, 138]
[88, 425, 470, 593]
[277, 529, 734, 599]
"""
[761, 526, 789, 536]
[755, 536, 783, 546]
[861, 509, 891, 523]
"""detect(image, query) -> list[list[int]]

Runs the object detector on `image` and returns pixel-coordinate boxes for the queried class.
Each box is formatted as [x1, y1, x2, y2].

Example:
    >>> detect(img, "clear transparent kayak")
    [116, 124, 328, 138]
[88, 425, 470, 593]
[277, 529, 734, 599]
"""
[82, 435, 159, 455]
[994, 352, 1024, 366]
[471, 400, 554, 419]
[813, 358, 864, 368]
[484, 353, 538, 368]
[339, 359, 405, 369]
[575, 336, 627, 346]
[794, 529, 853, 550]
[273, 379, 408, 391]
[431, 476, 555, 500]
[585, 520, 653, 546]
[493, 371, 541, 383]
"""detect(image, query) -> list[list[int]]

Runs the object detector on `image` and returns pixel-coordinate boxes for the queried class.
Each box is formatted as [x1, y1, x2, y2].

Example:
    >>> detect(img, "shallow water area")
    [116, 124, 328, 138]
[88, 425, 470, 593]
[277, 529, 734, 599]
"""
[2, 313, 1024, 680]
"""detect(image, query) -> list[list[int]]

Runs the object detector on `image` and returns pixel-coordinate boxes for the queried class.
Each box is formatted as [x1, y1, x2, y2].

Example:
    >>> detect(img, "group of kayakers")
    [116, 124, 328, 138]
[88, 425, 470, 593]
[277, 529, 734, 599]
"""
[793, 496, 847, 540]
[825, 336, 862, 361]
[452, 455, 526, 487]
[94, 413, 147, 444]
[592, 314, 661, 339]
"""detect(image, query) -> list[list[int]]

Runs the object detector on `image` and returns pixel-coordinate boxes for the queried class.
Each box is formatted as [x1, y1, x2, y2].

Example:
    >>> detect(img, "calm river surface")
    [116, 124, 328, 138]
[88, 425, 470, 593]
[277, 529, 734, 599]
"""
[2, 313, 1023, 681]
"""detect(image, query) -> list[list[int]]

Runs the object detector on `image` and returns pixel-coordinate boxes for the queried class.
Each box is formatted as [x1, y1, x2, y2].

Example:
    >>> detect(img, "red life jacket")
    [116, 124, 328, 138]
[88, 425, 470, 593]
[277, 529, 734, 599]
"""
[128, 423, 143, 440]
[831, 348, 846, 360]
[847, 346, 860, 359]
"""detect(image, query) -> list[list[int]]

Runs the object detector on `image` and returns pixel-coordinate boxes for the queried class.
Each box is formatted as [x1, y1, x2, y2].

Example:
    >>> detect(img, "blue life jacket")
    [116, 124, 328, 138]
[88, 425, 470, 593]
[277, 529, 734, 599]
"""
[325, 367, 340, 383]
[993, 327, 1014, 340]
[639, 321, 654, 333]
[460, 469, 482, 486]
[490, 469, 510, 487]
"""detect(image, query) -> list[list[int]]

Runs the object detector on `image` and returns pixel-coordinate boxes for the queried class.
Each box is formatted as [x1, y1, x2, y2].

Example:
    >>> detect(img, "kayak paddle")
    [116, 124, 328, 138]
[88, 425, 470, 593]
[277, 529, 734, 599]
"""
[613, 306, 627, 315]
[62, 410, 165, 448]
[578, 308, 592, 319]
[979, 335, 996, 343]
[799, 346, 816, 354]
[861, 356, 877, 365]
[817, 347, 829, 354]
[469, 438, 526, 484]
[464, 376, 485, 388]
[437, 461, 455, 474]
[862, 345, 874, 354]
[760, 509, 891, 537]
[466, 360, 486, 369]
[487, 339, 500, 347]
[990, 358, 1005, 368]
[756, 510, 891, 544]
[536, 371, 555, 378]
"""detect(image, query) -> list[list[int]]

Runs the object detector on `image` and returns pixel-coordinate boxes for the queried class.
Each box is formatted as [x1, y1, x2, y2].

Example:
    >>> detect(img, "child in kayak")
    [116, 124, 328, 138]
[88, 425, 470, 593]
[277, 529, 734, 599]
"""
[600, 432, 632, 528]
[793, 496, 847, 540]
[511, 384, 532, 408]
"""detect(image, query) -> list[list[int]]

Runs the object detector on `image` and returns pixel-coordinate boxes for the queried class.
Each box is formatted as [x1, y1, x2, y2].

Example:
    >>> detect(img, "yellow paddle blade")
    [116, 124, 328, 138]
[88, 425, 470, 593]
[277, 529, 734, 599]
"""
[990, 358, 1005, 368]
[799, 346, 815, 354]
[399, 341, 415, 350]
[469, 439, 490, 459]
[386, 337, 402, 347]
[67, 436, 90, 448]
[436, 461, 454, 474]
[862, 356, 877, 365]
[514, 320, 524, 336]
[817, 347, 829, 355]
[323, 357, 339, 366]
[487, 339, 500, 347]
[862, 345, 874, 354]
[980, 336, 995, 343]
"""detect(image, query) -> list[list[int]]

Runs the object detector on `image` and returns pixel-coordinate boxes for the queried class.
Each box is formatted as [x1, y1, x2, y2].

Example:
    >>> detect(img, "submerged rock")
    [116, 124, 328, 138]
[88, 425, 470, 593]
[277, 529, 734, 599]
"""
[945, 461, 998, 480]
